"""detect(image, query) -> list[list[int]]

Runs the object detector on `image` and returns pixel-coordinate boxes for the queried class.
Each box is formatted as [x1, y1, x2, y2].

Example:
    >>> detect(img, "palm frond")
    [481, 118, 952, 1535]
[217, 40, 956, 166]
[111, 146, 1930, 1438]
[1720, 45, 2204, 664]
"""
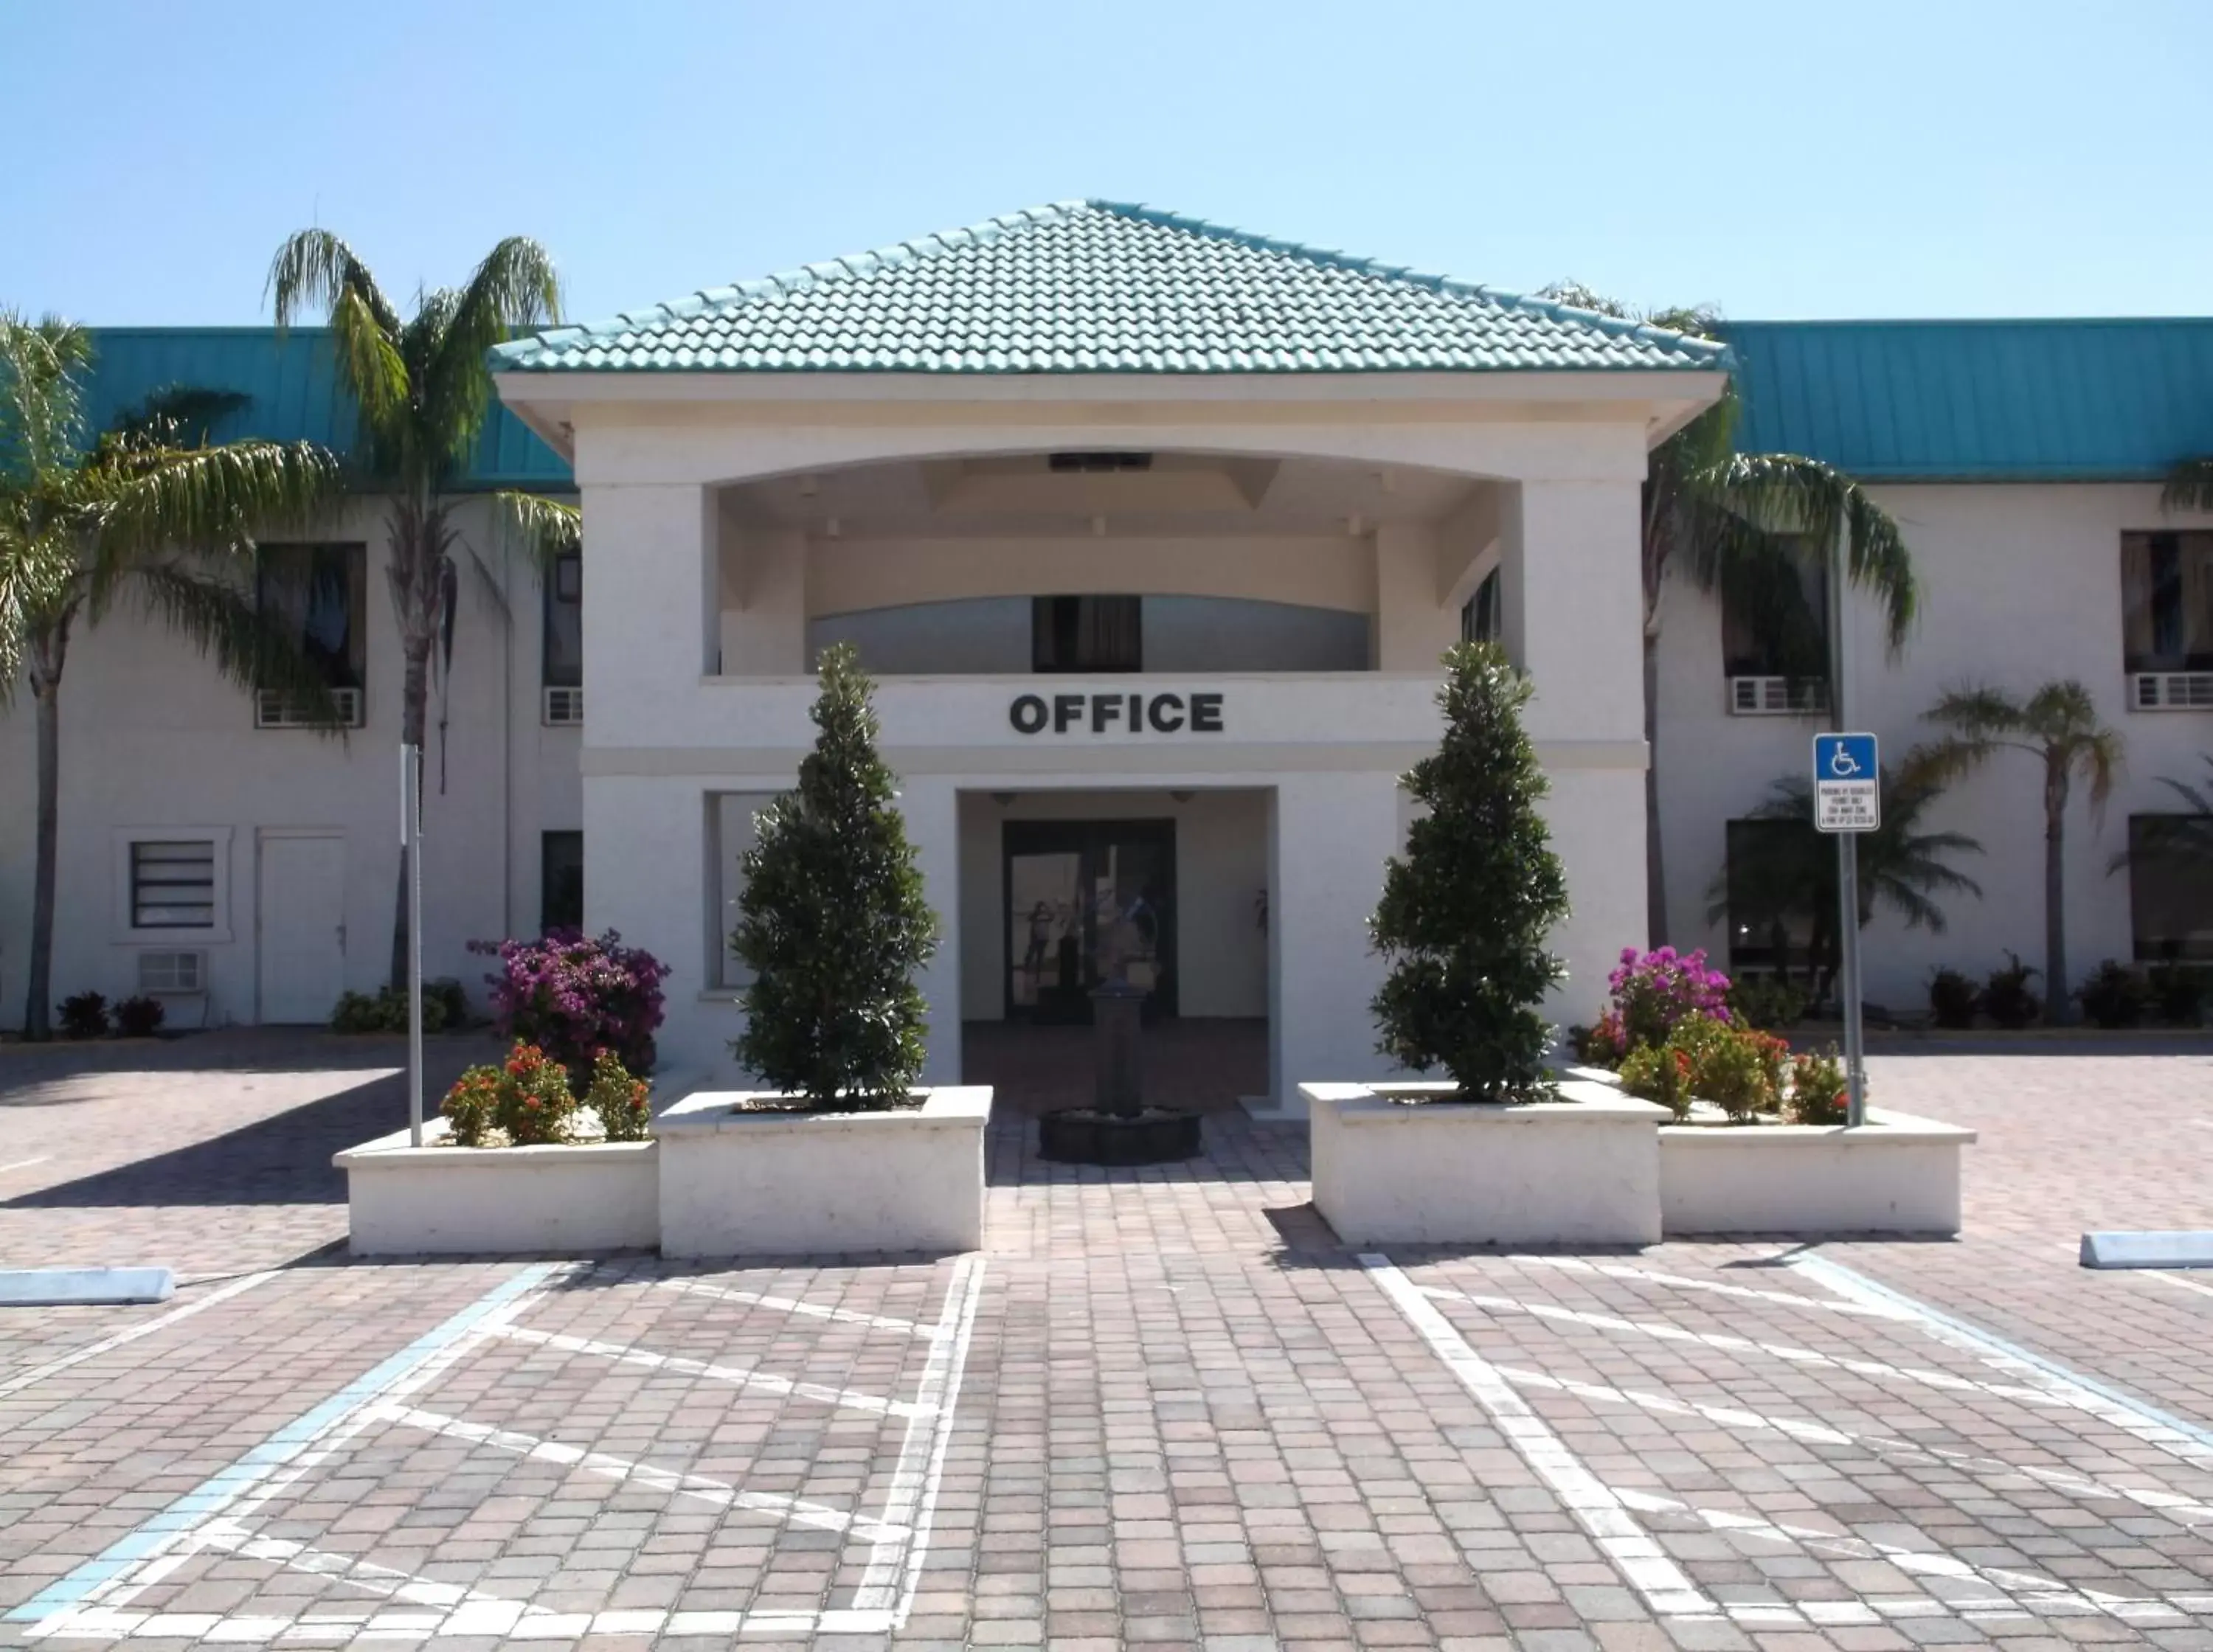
[125, 560, 345, 726]
[0, 311, 91, 483]
[105, 386, 250, 451]
[493, 491, 581, 570]
[420, 237, 561, 467]
[268, 230, 409, 442]
[2162, 457, 2213, 514]
[84, 439, 340, 611]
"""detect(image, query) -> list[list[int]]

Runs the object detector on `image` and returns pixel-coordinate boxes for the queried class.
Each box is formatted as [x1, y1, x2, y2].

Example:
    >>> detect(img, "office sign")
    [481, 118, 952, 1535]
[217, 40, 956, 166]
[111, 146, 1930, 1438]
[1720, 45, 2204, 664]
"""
[1009, 690, 1225, 736]
[1812, 732, 1880, 833]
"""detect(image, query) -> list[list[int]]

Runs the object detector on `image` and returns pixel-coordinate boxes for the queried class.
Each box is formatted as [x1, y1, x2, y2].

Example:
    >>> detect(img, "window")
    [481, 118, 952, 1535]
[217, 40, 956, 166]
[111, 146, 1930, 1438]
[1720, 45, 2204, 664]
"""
[2121, 531, 2213, 675]
[541, 830, 583, 933]
[543, 552, 583, 687]
[130, 840, 216, 929]
[1047, 451, 1151, 472]
[1460, 567, 1502, 645]
[1721, 538, 1829, 681]
[1722, 817, 1825, 977]
[256, 543, 366, 726]
[713, 792, 782, 988]
[2127, 814, 2213, 961]
[1033, 595, 1141, 673]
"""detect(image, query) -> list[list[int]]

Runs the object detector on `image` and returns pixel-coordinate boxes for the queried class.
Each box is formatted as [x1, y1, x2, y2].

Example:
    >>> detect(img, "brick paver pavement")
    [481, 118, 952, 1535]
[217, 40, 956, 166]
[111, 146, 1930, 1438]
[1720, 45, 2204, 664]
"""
[0, 1036, 2209, 1648]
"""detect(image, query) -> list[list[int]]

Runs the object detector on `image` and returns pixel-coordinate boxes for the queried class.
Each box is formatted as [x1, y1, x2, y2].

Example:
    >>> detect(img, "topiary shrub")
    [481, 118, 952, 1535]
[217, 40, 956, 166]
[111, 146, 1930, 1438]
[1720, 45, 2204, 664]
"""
[1927, 967, 1978, 1030]
[731, 644, 940, 1110]
[1980, 952, 2042, 1030]
[585, 1049, 653, 1142]
[1369, 643, 1570, 1102]
[113, 995, 166, 1038]
[472, 931, 669, 1086]
[57, 991, 109, 1039]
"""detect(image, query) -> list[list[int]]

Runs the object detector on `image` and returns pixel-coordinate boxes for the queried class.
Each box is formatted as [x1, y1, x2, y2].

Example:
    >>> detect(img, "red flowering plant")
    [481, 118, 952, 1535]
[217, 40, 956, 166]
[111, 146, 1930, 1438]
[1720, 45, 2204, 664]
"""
[471, 929, 671, 1090]
[438, 1042, 578, 1146]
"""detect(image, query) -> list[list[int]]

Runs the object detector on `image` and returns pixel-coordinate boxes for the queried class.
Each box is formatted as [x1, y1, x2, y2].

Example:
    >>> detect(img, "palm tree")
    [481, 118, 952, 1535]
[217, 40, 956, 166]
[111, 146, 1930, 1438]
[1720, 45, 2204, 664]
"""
[1540, 286, 1919, 945]
[1704, 755, 1984, 1000]
[1, 313, 340, 1039]
[1919, 682, 2125, 1024]
[269, 232, 579, 990]
[2165, 459, 2213, 515]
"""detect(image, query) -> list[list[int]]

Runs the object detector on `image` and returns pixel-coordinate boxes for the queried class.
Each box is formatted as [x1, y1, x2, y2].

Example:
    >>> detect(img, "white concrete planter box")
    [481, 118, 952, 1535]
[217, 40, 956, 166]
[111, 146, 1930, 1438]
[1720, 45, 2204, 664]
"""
[657, 1086, 991, 1258]
[335, 1122, 660, 1257]
[1659, 1107, 1975, 1236]
[1301, 1079, 1671, 1247]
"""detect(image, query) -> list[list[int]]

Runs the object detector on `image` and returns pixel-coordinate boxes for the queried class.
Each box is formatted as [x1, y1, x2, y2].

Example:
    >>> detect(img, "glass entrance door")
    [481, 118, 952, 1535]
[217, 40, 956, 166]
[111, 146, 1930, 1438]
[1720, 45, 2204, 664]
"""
[1003, 819, 1177, 1022]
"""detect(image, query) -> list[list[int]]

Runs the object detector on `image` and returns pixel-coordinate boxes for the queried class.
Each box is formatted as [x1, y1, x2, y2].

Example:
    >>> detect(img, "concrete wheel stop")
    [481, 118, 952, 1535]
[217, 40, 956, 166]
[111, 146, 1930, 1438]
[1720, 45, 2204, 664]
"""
[1036, 981, 1202, 1167]
[2079, 1231, 2213, 1269]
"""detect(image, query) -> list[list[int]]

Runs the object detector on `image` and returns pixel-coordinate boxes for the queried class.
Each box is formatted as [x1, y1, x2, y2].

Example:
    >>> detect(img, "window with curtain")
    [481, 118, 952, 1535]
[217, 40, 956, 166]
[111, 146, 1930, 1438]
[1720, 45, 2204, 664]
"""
[1032, 595, 1141, 673]
[257, 544, 366, 687]
[2121, 531, 2213, 673]
[1720, 537, 1829, 679]
[542, 552, 583, 687]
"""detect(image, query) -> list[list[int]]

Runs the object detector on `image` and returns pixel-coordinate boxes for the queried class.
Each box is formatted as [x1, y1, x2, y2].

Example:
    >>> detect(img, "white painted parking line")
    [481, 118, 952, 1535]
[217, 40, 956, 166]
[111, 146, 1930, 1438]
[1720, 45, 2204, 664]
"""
[16, 1263, 572, 1638]
[0, 1269, 280, 1401]
[1362, 1254, 1714, 1619]
[2145, 1268, 2213, 1303]
[1506, 1253, 1914, 1319]
[1792, 1252, 2213, 1468]
[1422, 1284, 2081, 1408]
[854, 1253, 987, 1617]
[0, 1155, 52, 1175]
[652, 1276, 927, 1334]
[374, 1405, 908, 1540]
[198, 1520, 538, 1619]
[1497, 1360, 2213, 1528]
[488, 1323, 932, 1416]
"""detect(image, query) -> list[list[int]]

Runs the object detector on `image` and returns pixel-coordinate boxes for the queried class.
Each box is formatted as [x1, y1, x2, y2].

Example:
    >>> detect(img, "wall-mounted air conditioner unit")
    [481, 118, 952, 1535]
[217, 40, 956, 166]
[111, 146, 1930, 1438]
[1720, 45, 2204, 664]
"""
[542, 685, 584, 726]
[137, 950, 207, 995]
[2130, 672, 2213, 711]
[256, 687, 364, 729]
[1728, 676, 1829, 716]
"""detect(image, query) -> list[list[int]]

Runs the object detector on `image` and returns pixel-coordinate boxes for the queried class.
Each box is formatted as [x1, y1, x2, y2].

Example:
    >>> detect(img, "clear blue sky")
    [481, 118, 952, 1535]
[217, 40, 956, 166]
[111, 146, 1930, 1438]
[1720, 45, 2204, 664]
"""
[6, 0, 2208, 327]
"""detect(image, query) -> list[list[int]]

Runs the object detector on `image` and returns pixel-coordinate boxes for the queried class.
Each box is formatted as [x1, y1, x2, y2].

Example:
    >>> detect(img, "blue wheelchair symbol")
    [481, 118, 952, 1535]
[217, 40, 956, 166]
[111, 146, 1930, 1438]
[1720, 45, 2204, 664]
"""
[1813, 733, 1878, 785]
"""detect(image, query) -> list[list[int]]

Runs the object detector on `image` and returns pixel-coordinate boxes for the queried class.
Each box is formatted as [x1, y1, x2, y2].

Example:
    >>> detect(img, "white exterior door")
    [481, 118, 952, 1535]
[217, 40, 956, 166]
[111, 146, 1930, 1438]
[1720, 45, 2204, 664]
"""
[258, 834, 346, 1024]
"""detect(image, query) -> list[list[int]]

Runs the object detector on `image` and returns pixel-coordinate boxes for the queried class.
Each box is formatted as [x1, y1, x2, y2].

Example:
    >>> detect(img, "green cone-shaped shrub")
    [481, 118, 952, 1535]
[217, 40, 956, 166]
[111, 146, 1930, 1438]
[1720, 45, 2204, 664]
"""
[1370, 642, 1570, 1101]
[731, 645, 940, 1109]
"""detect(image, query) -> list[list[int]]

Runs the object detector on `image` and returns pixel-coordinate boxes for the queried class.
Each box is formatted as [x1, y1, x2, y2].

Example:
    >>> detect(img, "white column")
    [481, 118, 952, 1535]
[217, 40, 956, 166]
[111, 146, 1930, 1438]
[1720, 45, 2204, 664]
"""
[580, 482, 716, 737]
[1267, 771, 1403, 1114]
[1505, 477, 1649, 1025]
[1372, 522, 1458, 670]
[899, 775, 964, 1087]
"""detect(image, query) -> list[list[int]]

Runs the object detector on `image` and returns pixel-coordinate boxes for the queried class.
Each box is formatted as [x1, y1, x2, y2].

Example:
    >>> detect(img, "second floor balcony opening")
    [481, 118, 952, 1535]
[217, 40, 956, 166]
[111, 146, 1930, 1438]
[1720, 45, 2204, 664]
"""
[712, 449, 1504, 680]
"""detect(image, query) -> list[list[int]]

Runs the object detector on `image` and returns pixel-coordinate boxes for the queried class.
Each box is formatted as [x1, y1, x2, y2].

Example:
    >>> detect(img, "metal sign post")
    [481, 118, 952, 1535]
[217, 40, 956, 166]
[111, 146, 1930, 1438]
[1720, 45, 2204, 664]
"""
[402, 744, 424, 1148]
[1812, 731, 1878, 1127]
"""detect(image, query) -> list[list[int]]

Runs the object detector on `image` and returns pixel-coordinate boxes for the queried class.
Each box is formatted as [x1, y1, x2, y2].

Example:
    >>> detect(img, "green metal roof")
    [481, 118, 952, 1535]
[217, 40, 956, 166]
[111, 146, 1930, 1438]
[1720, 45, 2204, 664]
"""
[1724, 318, 2213, 482]
[490, 201, 1734, 376]
[81, 327, 569, 490]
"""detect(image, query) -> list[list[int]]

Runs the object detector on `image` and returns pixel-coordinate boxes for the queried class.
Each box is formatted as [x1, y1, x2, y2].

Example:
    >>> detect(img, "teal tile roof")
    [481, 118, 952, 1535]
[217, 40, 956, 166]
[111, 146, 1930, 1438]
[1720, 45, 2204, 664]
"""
[81, 327, 569, 490]
[1724, 318, 2213, 482]
[490, 201, 1733, 376]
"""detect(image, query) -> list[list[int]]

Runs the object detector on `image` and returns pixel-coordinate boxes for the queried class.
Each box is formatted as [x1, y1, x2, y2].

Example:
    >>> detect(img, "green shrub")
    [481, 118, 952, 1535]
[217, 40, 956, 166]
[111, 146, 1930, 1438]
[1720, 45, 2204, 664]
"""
[585, 1049, 653, 1142]
[2076, 959, 2152, 1030]
[57, 991, 108, 1039]
[1370, 644, 1569, 1102]
[425, 976, 470, 1030]
[1928, 968, 1978, 1030]
[1618, 1042, 1689, 1121]
[732, 645, 939, 1110]
[1726, 974, 1806, 1032]
[1787, 1047, 1849, 1125]
[330, 985, 449, 1035]
[2150, 962, 2208, 1027]
[1980, 952, 2041, 1030]
[113, 995, 166, 1038]
[440, 1064, 502, 1147]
